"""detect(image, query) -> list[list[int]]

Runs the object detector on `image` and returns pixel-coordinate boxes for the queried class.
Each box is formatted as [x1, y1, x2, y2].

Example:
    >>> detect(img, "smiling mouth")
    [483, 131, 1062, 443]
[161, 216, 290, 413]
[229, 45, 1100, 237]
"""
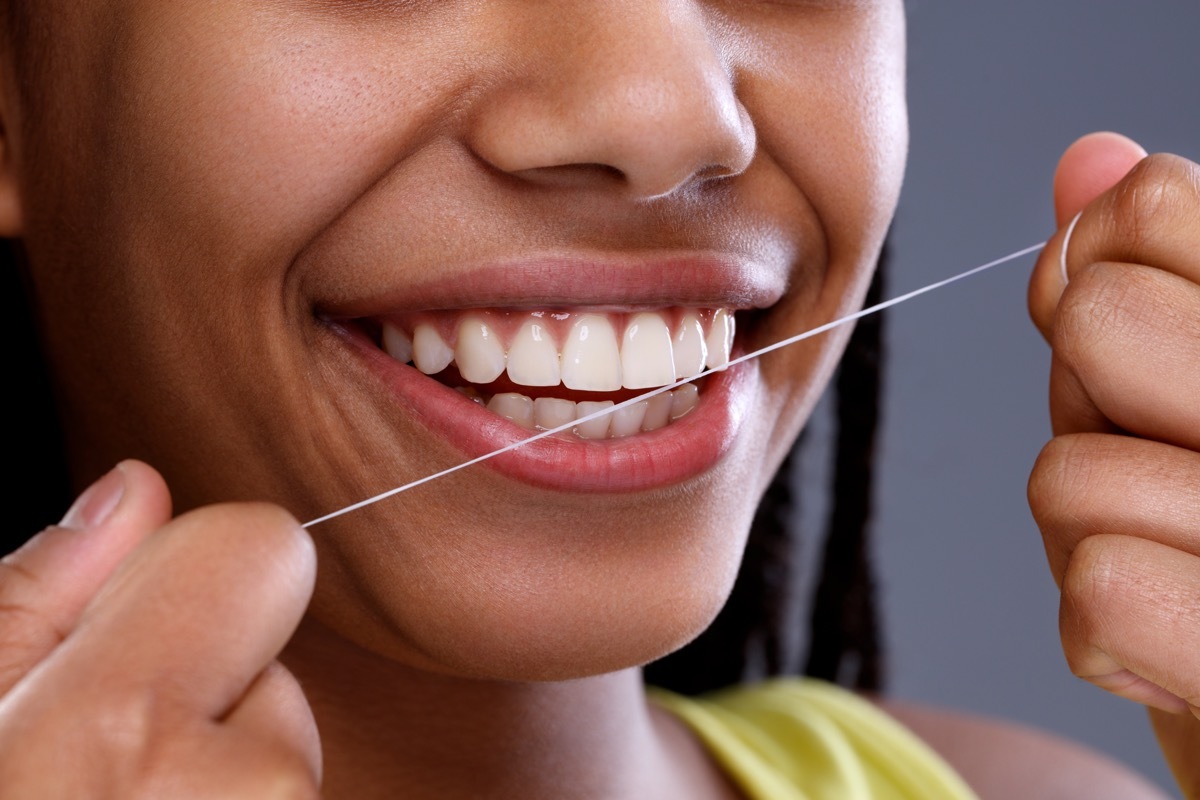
[363, 307, 735, 439]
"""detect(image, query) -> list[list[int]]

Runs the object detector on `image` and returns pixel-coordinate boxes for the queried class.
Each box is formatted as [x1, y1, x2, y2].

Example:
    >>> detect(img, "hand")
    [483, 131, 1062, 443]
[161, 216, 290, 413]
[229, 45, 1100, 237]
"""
[0, 461, 321, 797]
[1028, 132, 1200, 795]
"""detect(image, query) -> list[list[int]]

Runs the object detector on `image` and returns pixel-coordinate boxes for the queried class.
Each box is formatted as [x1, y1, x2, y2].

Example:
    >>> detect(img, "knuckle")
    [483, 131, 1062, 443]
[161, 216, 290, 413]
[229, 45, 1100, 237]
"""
[1052, 264, 1162, 361]
[259, 768, 322, 800]
[1110, 153, 1200, 246]
[10, 686, 163, 789]
[1063, 650, 1103, 683]
[0, 622, 60, 690]
[1028, 435, 1121, 526]
[1028, 436, 1083, 527]
[1060, 536, 1130, 647]
[0, 563, 71, 689]
[76, 688, 159, 763]
[1027, 436, 1120, 579]
[0, 551, 46, 595]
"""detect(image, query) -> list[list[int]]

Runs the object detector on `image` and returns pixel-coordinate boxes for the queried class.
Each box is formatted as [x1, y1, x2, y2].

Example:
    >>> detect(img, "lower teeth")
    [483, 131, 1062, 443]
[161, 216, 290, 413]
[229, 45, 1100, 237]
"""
[454, 385, 699, 439]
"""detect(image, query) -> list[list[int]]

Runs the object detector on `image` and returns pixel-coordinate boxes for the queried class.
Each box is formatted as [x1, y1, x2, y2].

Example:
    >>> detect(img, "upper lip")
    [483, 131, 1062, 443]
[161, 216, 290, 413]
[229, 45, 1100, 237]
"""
[313, 250, 791, 318]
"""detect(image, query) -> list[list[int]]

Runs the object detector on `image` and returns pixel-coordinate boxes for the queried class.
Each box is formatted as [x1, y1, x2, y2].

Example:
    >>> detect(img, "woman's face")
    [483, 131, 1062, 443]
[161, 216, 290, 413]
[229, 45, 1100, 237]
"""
[6, 1, 906, 679]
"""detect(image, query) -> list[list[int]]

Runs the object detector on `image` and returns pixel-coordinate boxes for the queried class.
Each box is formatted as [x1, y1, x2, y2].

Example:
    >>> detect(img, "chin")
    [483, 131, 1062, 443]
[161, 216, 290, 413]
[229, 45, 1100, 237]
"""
[304, 560, 741, 683]
[299, 454, 765, 684]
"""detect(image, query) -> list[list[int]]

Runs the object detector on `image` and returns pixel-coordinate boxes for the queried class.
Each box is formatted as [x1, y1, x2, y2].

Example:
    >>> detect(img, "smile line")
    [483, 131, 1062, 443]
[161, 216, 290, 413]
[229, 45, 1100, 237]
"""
[302, 240, 1047, 529]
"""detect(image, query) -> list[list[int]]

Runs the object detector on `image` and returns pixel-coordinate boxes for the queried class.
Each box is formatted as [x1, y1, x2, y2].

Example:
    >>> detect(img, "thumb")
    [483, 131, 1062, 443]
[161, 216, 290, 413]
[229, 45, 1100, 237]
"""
[1053, 131, 1148, 226]
[0, 460, 172, 694]
[1029, 132, 1151, 340]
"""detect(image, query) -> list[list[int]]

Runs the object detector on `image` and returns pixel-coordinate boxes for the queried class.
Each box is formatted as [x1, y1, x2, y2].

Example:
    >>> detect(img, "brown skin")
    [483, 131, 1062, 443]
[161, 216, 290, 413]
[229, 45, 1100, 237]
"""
[0, 4, 1191, 799]
[3, 1, 904, 687]
[1028, 132, 1200, 798]
[0, 462, 323, 796]
[882, 700, 1169, 800]
[1, 2, 905, 797]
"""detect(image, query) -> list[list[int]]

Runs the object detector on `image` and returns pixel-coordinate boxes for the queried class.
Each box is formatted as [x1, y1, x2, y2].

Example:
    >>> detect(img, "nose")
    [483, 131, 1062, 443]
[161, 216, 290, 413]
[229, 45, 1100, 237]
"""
[466, 2, 756, 200]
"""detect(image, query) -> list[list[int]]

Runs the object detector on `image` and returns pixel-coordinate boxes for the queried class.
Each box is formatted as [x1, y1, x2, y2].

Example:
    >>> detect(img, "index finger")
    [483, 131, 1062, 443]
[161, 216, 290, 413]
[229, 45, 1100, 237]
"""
[1061, 153, 1200, 286]
[1031, 151, 1200, 338]
[44, 502, 315, 722]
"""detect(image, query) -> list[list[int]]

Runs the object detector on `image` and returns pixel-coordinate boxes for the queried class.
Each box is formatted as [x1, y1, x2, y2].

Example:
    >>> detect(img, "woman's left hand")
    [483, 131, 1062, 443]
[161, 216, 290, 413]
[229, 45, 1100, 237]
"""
[1027, 131, 1200, 795]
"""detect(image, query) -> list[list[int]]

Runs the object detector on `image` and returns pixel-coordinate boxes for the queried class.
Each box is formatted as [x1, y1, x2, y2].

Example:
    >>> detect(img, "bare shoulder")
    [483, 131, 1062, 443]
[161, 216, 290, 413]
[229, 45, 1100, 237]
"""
[876, 698, 1172, 800]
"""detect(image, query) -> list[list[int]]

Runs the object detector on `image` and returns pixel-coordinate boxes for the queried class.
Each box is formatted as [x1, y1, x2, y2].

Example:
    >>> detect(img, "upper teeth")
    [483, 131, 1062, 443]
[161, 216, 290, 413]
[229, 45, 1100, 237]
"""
[382, 308, 734, 392]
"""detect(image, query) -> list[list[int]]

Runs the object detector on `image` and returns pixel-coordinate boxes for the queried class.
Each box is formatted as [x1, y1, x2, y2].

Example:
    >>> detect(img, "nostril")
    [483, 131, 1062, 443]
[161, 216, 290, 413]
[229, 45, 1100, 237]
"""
[694, 163, 739, 183]
[463, 5, 756, 203]
[507, 162, 627, 191]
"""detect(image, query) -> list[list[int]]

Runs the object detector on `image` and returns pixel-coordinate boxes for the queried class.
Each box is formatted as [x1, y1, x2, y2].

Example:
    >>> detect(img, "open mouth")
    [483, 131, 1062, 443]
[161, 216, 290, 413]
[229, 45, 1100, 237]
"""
[361, 307, 734, 440]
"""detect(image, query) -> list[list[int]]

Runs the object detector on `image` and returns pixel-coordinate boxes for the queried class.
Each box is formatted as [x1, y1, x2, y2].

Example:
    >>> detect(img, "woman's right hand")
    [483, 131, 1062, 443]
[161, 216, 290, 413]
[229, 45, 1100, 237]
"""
[0, 461, 321, 797]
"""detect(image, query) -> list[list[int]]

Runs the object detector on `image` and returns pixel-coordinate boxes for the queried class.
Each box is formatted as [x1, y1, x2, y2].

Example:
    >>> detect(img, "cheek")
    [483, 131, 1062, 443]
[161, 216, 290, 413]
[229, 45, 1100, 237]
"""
[16, 4, 486, 493]
[750, 15, 908, 284]
[729, 9, 907, 480]
[91, 8, 473, 281]
[21, 3, 494, 316]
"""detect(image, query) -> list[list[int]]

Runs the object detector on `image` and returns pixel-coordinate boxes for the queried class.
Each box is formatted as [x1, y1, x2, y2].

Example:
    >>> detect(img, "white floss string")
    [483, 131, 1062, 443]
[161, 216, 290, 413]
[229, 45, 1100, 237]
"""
[1060, 211, 1082, 285]
[302, 240, 1047, 529]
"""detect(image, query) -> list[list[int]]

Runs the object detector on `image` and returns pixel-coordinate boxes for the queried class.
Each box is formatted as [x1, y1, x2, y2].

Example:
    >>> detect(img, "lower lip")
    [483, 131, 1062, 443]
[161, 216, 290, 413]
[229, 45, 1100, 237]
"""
[335, 326, 759, 493]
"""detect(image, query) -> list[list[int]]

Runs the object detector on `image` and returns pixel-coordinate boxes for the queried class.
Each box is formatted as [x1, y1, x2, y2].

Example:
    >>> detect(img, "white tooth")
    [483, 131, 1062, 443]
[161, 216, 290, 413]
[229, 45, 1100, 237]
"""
[609, 401, 648, 438]
[705, 310, 734, 370]
[534, 397, 577, 431]
[642, 392, 673, 432]
[561, 315, 622, 392]
[456, 317, 506, 384]
[672, 313, 707, 379]
[670, 383, 699, 420]
[574, 400, 614, 440]
[487, 392, 535, 428]
[413, 324, 454, 374]
[620, 312, 676, 390]
[507, 319, 561, 387]
[382, 322, 413, 364]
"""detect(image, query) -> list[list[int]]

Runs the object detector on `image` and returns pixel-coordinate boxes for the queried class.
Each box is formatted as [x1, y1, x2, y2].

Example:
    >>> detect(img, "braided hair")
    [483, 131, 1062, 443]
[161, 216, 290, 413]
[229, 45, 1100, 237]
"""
[645, 244, 888, 694]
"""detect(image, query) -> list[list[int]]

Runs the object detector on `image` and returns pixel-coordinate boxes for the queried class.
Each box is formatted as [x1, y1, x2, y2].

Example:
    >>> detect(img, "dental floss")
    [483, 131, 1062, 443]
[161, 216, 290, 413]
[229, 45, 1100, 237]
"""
[1060, 211, 1083, 285]
[302, 240, 1047, 529]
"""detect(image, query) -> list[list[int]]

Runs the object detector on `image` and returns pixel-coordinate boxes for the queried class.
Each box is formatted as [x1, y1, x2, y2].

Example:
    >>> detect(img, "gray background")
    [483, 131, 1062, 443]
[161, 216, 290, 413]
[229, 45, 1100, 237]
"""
[796, 2, 1198, 795]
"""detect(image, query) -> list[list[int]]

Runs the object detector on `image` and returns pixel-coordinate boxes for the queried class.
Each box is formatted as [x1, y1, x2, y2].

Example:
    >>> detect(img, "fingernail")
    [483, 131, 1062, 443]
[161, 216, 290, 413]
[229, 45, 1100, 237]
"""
[60, 464, 127, 530]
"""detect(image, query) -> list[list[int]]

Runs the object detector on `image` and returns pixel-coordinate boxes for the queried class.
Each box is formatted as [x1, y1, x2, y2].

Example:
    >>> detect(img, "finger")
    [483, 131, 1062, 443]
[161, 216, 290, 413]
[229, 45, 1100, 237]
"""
[49, 502, 315, 721]
[223, 661, 322, 784]
[1147, 708, 1200, 799]
[181, 744, 321, 800]
[0, 460, 171, 695]
[1061, 153, 1200, 287]
[1053, 131, 1148, 226]
[1045, 355, 1121, 438]
[1059, 534, 1200, 718]
[1049, 262, 1200, 449]
[1029, 133, 1148, 339]
[1029, 434, 1200, 587]
[141, 731, 322, 800]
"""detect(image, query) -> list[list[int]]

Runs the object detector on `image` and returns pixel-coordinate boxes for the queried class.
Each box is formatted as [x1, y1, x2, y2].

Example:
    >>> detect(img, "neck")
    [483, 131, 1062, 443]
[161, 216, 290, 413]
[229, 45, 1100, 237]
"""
[281, 617, 740, 800]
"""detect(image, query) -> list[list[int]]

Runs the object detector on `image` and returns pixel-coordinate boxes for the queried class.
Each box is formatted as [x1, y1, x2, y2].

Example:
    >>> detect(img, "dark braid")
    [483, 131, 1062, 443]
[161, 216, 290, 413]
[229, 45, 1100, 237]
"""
[643, 445, 801, 694]
[646, 244, 888, 695]
[803, 248, 887, 692]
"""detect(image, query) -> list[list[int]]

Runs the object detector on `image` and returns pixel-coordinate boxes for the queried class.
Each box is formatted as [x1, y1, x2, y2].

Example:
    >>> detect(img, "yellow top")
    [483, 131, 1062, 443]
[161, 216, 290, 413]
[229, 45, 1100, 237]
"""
[649, 678, 979, 800]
